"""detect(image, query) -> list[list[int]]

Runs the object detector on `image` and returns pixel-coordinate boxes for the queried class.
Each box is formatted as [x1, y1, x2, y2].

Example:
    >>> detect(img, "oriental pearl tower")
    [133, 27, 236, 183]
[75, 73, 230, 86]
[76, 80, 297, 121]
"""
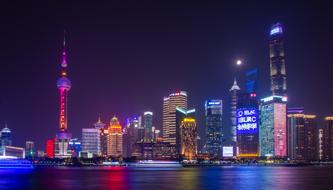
[54, 33, 72, 158]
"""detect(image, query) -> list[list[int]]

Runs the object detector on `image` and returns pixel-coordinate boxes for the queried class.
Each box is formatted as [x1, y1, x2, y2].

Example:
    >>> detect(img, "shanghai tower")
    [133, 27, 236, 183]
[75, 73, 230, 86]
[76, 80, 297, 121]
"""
[269, 23, 287, 96]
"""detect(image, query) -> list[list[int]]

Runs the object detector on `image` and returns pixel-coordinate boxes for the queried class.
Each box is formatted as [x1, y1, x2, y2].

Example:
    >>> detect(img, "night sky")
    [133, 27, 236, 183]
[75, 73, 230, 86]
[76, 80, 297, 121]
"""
[1, 1, 332, 150]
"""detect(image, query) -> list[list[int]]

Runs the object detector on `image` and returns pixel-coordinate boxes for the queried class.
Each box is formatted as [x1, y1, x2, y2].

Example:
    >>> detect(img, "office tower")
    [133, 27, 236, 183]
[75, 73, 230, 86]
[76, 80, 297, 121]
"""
[152, 127, 161, 142]
[176, 108, 195, 158]
[94, 117, 106, 130]
[269, 23, 287, 96]
[246, 69, 258, 94]
[236, 93, 259, 158]
[25, 141, 35, 160]
[82, 128, 101, 156]
[230, 79, 240, 145]
[0, 125, 12, 147]
[107, 116, 123, 157]
[68, 138, 81, 157]
[163, 91, 188, 145]
[320, 117, 333, 160]
[179, 118, 197, 160]
[204, 100, 223, 159]
[287, 109, 318, 160]
[143, 111, 153, 141]
[46, 138, 55, 158]
[259, 95, 287, 157]
[54, 35, 72, 158]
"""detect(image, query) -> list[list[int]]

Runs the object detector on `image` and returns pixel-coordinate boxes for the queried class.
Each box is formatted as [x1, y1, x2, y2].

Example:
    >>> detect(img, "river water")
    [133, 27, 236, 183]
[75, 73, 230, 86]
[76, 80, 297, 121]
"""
[1, 166, 332, 189]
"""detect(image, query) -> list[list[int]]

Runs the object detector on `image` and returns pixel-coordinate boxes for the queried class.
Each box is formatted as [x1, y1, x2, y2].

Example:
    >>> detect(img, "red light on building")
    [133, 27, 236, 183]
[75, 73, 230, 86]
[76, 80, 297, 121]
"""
[46, 138, 55, 158]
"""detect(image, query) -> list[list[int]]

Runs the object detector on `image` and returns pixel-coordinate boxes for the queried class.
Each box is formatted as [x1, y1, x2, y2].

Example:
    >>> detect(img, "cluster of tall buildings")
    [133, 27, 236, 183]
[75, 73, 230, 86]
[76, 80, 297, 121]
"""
[41, 23, 333, 162]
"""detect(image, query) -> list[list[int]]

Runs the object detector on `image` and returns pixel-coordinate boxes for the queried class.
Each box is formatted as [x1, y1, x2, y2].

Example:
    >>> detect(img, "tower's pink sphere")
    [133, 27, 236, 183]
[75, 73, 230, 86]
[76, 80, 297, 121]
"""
[57, 77, 71, 90]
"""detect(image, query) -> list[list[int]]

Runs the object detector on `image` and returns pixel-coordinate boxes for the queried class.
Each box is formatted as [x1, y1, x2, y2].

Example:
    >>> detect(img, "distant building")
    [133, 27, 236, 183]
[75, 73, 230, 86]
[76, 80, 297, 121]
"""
[1, 146, 25, 159]
[107, 116, 123, 157]
[143, 111, 153, 142]
[163, 91, 188, 145]
[287, 109, 317, 160]
[179, 118, 197, 160]
[259, 95, 287, 157]
[320, 117, 333, 160]
[204, 100, 223, 159]
[37, 150, 45, 158]
[69, 138, 81, 157]
[269, 23, 287, 96]
[230, 79, 240, 146]
[46, 138, 55, 158]
[25, 141, 35, 160]
[133, 141, 177, 160]
[123, 116, 142, 158]
[236, 93, 259, 158]
[176, 108, 196, 159]
[82, 128, 101, 156]
[0, 125, 12, 147]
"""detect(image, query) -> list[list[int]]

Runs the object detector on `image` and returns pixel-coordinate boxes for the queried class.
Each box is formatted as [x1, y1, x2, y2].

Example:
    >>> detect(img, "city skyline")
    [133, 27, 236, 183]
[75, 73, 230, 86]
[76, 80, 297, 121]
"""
[1, 1, 333, 150]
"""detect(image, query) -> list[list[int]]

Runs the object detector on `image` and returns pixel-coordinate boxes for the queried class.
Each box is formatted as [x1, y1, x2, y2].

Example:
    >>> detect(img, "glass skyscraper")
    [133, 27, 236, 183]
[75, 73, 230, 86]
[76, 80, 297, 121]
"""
[259, 95, 287, 157]
[269, 23, 287, 96]
[204, 100, 223, 159]
[163, 91, 188, 145]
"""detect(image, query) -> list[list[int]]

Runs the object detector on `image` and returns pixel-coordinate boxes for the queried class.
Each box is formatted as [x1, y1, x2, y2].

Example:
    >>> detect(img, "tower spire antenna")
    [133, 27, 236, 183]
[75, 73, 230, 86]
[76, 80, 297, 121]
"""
[61, 30, 67, 69]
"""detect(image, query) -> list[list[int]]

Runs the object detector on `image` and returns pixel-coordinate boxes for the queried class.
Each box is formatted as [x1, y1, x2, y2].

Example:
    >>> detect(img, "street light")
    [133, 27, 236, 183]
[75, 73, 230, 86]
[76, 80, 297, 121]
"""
[236, 59, 242, 66]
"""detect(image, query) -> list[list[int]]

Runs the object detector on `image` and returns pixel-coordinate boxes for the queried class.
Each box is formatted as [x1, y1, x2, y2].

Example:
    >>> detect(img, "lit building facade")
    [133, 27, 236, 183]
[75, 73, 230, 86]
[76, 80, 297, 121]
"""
[287, 109, 317, 160]
[230, 79, 240, 145]
[69, 138, 81, 157]
[143, 111, 153, 142]
[204, 100, 223, 159]
[0, 125, 12, 148]
[163, 91, 188, 145]
[25, 141, 35, 160]
[236, 93, 259, 158]
[259, 95, 287, 157]
[54, 35, 72, 158]
[176, 108, 196, 159]
[46, 138, 55, 158]
[320, 117, 333, 160]
[269, 23, 287, 96]
[82, 128, 101, 156]
[179, 118, 197, 160]
[107, 116, 123, 157]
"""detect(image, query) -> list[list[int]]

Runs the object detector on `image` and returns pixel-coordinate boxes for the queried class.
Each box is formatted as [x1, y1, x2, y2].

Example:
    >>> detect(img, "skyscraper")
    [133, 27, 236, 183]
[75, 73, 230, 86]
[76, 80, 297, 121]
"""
[176, 108, 196, 158]
[107, 116, 123, 157]
[0, 125, 12, 147]
[230, 79, 240, 145]
[259, 95, 287, 157]
[269, 23, 287, 96]
[163, 91, 188, 145]
[236, 93, 259, 158]
[143, 111, 153, 142]
[287, 109, 318, 160]
[204, 100, 223, 159]
[82, 128, 101, 156]
[320, 117, 333, 160]
[54, 35, 72, 158]
[179, 118, 197, 160]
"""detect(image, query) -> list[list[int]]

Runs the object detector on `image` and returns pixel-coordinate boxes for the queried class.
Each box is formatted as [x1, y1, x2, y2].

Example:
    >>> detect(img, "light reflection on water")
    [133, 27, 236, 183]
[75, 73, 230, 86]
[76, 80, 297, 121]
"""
[1, 166, 333, 190]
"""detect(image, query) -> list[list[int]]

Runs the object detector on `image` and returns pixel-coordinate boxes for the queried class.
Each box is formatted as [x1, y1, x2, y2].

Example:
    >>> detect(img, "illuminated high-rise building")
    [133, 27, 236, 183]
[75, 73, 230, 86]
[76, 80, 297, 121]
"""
[68, 138, 81, 157]
[204, 100, 223, 159]
[163, 91, 188, 145]
[107, 116, 123, 157]
[269, 23, 287, 96]
[230, 79, 240, 145]
[259, 95, 287, 157]
[143, 111, 153, 142]
[320, 117, 333, 160]
[82, 128, 101, 156]
[0, 125, 12, 148]
[236, 93, 259, 158]
[46, 138, 55, 158]
[287, 109, 318, 160]
[176, 108, 196, 158]
[54, 34, 72, 158]
[179, 117, 197, 160]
